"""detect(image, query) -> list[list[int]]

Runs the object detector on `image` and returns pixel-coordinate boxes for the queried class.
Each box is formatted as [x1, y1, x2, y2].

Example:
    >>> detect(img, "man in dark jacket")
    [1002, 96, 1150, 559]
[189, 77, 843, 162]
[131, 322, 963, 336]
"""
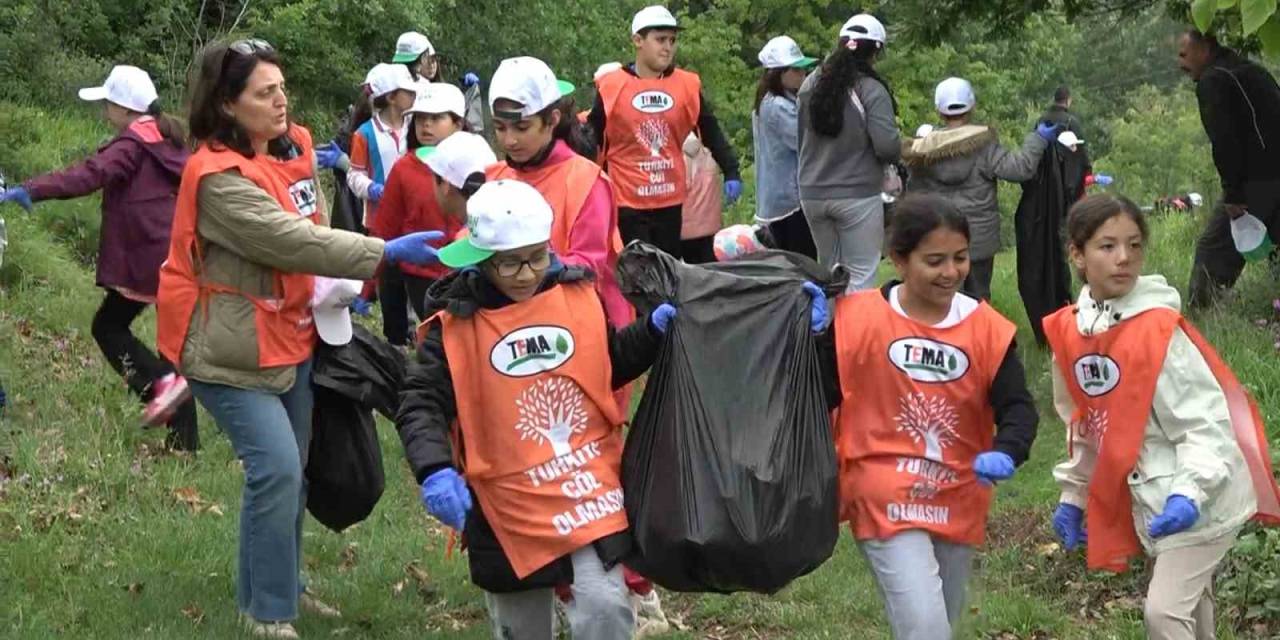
[1178, 30, 1280, 308]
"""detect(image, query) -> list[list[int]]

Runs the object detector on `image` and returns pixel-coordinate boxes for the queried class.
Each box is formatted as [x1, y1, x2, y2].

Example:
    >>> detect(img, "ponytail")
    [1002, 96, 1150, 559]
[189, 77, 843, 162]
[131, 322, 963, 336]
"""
[809, 38, 895, 138]
[543, 97, 596, 159]
[146, 99, 187, 148]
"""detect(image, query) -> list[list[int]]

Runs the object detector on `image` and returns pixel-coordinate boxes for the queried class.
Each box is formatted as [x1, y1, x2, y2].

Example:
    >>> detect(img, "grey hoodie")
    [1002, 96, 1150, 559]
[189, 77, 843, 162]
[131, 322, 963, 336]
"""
[796, 73, 901, 201]
[903, 125, 1046, 260]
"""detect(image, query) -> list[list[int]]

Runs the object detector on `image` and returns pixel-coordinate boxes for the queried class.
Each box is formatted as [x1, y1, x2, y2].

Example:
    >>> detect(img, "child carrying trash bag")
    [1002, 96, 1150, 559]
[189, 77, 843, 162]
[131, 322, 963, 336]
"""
[394, 178, 674, 639]
[1044, 194, 1280, 639]
[818, 194, 1039, 640]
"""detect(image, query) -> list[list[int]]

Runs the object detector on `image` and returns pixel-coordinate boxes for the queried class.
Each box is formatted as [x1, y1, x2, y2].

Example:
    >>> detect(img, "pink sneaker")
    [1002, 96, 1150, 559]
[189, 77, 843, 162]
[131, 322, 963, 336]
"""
[144, 373, 190, 426]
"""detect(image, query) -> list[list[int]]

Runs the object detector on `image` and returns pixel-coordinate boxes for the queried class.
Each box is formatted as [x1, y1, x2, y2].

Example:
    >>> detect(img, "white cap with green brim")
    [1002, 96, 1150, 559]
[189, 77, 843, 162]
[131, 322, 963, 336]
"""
[393, 31, 434, 63]
[489, 56, 575, 120]
[758, 36, 819, 69]
[418, 131, 497, 189]
[438, 179, 554, 268]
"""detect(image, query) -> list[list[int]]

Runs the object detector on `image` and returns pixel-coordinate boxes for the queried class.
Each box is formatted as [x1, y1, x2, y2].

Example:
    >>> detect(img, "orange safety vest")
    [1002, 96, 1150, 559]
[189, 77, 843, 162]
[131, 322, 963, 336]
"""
[440, 281, 628, 578]
[156, 125, 320, 369]
[594, 68, 701, 209]
[1043, 306, 1280, 572]
[832, 290, 1015, 545]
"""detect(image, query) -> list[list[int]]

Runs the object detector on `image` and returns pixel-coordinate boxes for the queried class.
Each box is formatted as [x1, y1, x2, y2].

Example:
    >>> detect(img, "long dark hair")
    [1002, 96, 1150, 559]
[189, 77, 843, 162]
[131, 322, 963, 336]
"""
[544, 98, 596, 159]
[188, 40, 295, 159]
[809, 38, 895, 137]
[754, 68, 787, 114]
[143, 100, 186, 148]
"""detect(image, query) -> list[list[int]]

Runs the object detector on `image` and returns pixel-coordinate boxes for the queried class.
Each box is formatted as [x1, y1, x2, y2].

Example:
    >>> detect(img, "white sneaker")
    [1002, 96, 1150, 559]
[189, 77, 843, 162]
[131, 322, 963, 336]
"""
[631, 590, 671, 637]
[299, 590, 342, 619]
[242, 617, 300, 639]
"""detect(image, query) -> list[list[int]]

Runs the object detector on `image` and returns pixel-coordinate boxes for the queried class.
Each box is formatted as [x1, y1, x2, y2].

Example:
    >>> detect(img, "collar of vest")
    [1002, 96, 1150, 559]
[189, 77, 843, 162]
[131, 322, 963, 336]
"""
[626, 62, 677, 79]
[506, 140, 558, 171]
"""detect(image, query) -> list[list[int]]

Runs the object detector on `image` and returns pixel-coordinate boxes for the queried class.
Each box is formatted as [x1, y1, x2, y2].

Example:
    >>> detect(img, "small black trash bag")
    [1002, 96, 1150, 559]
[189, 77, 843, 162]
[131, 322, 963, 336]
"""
[307, 325, 405, 532]
[617, 242, 843, 594]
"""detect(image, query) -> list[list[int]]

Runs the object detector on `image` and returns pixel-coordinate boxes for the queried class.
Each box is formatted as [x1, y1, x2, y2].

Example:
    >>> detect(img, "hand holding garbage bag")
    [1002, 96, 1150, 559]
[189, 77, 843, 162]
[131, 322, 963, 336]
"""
[421, 467, 472, 531]
[649, 303, 677, 335]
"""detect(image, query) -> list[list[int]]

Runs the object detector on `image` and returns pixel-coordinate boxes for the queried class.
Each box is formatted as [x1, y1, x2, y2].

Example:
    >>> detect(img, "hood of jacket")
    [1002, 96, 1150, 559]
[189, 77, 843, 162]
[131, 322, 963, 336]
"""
[116, 117, 189, 179]
[1074, 274, 1181, 335]
[902, 124, 997, 169]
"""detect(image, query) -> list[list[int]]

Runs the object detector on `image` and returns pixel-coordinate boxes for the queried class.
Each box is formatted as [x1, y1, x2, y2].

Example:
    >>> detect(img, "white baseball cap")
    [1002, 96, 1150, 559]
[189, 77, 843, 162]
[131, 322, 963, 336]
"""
[840, 14, 887, 45]
[369, 63, 418, 99]
[1057, 130, 1084, 148]
[311, 277, 363, 346]
[393, 31, 434, 63]
[934, 77, 976, 116]
[438, 179, 554, 267]
[420, 131, 497, 190]
[758, 36, 819, 69]
[78, 65, 158, 114]
[631, 6, 679, 35]
[489, 57, 575, 120]
[408, 82, 466, 118]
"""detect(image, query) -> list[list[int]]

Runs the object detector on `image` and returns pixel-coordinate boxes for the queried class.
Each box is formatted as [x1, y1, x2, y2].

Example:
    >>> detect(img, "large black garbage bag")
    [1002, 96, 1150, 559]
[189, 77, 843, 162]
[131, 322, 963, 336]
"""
[1015, 142, 1076, 346]
[307, 325, 406, 532]
[617, 242, 842, 594]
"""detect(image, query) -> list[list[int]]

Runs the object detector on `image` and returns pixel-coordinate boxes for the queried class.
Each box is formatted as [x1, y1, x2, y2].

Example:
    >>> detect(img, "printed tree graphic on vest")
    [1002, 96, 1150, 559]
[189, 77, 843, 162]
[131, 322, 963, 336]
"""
[635, 119, 672, 157]
[1073, 407, 1109, 446]
[894, 392, 960, 462]
[514, 376, 590, 457]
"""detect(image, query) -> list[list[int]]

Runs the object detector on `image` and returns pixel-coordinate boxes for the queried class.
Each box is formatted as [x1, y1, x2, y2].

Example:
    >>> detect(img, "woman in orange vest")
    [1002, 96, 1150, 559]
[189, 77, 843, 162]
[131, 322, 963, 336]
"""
[1045, 194, 1280, 639]
[819, 194, 1039, 640]
[396, 178, 674, 639]
[485, 56, 633, 330]
[157, 40, 445, 639]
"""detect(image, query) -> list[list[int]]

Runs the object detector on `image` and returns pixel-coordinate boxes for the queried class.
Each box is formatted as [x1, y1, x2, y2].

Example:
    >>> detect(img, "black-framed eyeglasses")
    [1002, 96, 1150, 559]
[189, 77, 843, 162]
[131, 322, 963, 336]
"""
[489, 252, 551, 278]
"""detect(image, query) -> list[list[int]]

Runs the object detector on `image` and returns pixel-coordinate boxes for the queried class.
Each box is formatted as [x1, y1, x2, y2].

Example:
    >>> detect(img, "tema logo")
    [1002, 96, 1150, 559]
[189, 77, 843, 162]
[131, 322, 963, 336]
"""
[1072, 354, 1120, 397]
[888, 338, 970, 383]
[491, 325, 575, 377]
[632, 90, 674, 114]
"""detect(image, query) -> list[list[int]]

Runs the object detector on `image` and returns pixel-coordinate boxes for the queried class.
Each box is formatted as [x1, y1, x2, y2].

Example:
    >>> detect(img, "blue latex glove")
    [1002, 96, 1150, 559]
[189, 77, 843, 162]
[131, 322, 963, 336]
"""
[973, 451, 1015, 486]
[802, 282, 828, 333]
[1036, 121, 1065, 142]
[0, 187, 33, 212]
[0, 384, 6, 416]
[1148, 494, 1199, 538]
[1052, 503, 1087, 551]
[315, 141, 342, 170]
[1093, 174, 1114, 186]
[384, 230, 445, 266]
[462, 72, 480, 88]
[350, 296, 372, 316]
[368, 182, 385, 203]
[650, 303, 677, 335]
[723, 179, 743, 205]
[421, 467, 472, 531]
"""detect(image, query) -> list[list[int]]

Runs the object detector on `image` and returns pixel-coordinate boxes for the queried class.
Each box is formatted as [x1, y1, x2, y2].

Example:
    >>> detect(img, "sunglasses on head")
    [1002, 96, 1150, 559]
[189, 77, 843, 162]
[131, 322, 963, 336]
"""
[229, 38, 274, 56]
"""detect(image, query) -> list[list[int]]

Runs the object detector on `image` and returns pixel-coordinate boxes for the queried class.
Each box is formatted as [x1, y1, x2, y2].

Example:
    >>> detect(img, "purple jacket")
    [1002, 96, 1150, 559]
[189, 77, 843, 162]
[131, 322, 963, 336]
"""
[25, 117, 188, 296]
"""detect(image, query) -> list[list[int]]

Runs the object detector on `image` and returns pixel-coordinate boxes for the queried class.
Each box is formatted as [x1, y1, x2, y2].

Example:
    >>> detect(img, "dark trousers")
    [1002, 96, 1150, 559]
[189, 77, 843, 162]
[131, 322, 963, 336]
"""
[1188, 194, 1280, 309]
[764, 208, 819, 260]
[680, 236, 716, 264]
[379, 265, 435, 346]
[91, 290, 199, 450]
[964, 258, 995, 301]
[619, 205, 683, 259]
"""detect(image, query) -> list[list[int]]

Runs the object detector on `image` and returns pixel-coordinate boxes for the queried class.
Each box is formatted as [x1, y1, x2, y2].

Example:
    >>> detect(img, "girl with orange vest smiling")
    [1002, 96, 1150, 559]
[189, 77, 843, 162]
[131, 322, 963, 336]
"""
[157, 40, 444, 639]
[1044, 194, 1280, 640]
[818, 194, 1039, 640]
[395, 178, 676, 639]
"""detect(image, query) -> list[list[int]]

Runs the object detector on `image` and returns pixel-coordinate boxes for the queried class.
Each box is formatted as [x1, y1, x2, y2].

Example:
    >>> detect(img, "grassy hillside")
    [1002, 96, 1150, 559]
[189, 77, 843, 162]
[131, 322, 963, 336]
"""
[1, 108, 1278, 639]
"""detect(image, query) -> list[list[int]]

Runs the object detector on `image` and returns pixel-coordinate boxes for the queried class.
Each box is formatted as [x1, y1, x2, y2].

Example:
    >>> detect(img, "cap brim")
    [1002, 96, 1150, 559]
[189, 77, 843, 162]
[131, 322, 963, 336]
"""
[414, 146, 436, 163]
[793, 57, 820, 69]
[557, 80, 576, 97]
[392, 52, 420, 63]
[438, 236, 495, 268]
[314, 308, 354, 346]
[78, 87, 108, 102]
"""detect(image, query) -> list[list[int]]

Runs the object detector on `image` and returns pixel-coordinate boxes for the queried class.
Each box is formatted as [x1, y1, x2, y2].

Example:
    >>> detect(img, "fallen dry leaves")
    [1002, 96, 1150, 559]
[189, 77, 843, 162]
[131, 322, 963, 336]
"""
[172, 487, 224, 517]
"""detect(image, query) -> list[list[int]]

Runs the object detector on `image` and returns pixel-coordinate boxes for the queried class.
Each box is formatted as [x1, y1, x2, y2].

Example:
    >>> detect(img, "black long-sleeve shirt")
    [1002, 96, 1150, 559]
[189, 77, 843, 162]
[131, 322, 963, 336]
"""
[815, 284, 1039, 465]
[588, 64, 740, 182]
[1195, 49, 1280, 205]
[395, 263, 662, 483]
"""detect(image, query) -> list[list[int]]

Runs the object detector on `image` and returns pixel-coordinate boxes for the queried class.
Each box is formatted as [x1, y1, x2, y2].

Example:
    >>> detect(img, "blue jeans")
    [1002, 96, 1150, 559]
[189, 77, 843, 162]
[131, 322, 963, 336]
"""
[190, 359, 313, 622]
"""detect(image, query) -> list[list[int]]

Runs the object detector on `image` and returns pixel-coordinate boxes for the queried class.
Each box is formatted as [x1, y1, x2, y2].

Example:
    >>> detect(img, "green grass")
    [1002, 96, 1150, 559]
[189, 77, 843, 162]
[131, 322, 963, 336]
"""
[2, 106, 1279, 638]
